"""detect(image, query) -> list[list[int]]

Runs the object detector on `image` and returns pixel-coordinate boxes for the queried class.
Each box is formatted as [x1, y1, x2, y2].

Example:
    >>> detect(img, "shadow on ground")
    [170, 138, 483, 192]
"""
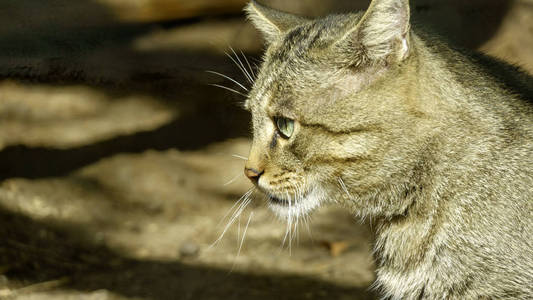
[0, 1, 527, 300]
[0, 0, 516, 181]
[0, 81, 249, 180]
[0, 0, 254, 180]
[0, 207, 375, 300]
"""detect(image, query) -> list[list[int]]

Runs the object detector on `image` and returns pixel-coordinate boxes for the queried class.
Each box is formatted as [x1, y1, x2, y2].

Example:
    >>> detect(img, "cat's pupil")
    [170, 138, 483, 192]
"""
[275, 117, 294, 139]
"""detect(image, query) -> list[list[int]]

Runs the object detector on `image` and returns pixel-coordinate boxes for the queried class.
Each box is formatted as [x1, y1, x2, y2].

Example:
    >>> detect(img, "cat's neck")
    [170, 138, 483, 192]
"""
[371, 32, 532, 269]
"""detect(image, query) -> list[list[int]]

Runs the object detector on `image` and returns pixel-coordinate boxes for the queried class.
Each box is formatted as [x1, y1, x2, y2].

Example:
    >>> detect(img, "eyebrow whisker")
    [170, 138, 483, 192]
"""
[206, 70, 249, 91]
[209, 84, 248, 98]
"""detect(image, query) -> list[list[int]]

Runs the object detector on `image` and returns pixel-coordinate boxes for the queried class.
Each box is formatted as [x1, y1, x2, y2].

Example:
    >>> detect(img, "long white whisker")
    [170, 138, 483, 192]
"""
[232, 211, 254, 271]
[293, 186, 300, 248]
[224, 172, 243, 186]
[240, 50, 256, 80]
[206, 70, 248, 91]
[237, 212, 241, 245]
[287, 190, 293, 255]
[227, 196, 252, 230]
[224, 51, 251, 84]
[280, 193, 291, 252]
[216, 188, 252, 227]
[213, 197, 251, 247]
[231, 154, 248, 160]
[229, 47, 254, 84]
[281, 219, 291, 253]
[297, 180, 313, 241]
[303, 214, 313, 240]
[293, 212, 300, 246]
[209, 83, 248, 97]
[230, 46, 253, 82]
[210, 189, 253, 248]
[297, 183, 305, 246]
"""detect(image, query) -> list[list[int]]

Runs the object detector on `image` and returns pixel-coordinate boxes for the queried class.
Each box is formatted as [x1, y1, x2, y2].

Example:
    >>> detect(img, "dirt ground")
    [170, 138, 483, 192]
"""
[1, 1, 532, 299]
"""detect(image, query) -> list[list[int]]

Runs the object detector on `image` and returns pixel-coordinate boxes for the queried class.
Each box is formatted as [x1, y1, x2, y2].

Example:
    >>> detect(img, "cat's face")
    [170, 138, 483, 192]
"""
[244, 0, 414, 219]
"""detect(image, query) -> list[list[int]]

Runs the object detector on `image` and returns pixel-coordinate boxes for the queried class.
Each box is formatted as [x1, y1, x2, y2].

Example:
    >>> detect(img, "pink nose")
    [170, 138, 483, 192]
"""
[244, 167, 263, 183]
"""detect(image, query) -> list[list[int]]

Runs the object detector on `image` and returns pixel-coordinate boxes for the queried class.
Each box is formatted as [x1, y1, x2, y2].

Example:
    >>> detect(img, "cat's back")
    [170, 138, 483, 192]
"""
[379, 27, 533, 299]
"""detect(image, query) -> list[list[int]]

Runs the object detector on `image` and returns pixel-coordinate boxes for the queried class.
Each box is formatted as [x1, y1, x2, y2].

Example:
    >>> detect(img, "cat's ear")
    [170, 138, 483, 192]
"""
[338, 0, 410, 65]
[245, 0, 309, 44]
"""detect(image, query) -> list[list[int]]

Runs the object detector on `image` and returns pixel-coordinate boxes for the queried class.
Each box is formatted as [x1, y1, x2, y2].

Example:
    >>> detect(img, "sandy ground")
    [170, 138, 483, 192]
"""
[1, 1, 532, 299]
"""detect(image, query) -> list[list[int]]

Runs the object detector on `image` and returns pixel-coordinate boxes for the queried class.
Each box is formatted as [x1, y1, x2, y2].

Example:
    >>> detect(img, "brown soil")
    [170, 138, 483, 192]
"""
[1, 1, 532, 299]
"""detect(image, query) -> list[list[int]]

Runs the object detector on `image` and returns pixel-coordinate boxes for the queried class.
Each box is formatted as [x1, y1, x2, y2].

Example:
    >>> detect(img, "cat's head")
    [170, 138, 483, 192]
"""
[243, 0, 419, 219]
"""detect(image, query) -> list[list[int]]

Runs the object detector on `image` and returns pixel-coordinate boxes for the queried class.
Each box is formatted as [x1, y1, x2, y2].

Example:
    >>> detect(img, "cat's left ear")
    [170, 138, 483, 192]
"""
[337, 0, 410, 65]
[245, 1, 309, 45]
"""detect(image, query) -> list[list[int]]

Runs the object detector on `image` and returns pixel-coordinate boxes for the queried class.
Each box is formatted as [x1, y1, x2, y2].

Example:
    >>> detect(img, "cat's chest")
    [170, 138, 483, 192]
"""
[373, 221, 457, 299]
[375, 267, 429, 299]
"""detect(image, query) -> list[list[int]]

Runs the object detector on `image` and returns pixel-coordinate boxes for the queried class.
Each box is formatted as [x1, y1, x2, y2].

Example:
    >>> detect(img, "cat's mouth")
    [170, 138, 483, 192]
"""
[265, 186, 324, 219]
[267, 195, 293, 206]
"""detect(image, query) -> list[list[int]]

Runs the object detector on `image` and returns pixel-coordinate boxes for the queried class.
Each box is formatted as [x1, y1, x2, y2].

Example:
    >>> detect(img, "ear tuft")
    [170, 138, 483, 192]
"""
[245, 1, 309, 45]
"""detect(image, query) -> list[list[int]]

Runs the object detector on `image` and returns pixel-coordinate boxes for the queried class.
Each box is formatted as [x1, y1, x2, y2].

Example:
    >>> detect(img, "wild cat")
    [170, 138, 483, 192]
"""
[239, 0, 533, 299]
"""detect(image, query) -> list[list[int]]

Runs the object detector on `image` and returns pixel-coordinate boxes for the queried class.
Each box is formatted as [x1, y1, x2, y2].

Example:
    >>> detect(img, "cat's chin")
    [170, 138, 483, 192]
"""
[266, 187, 324, 219]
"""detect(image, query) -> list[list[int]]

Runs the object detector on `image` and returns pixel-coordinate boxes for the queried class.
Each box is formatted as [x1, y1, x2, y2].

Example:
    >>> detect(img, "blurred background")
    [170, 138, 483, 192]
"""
[0, 1, 532, 299]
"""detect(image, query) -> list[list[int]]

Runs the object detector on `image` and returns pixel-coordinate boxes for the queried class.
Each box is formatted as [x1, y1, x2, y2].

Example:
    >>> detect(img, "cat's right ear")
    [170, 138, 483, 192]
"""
[245, 1, 308, 44]
[336, 0, 411, 66]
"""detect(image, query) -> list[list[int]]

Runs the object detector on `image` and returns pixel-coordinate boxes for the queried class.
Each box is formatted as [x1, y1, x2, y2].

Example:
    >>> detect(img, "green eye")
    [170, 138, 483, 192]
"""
[275, 117, 294, 139]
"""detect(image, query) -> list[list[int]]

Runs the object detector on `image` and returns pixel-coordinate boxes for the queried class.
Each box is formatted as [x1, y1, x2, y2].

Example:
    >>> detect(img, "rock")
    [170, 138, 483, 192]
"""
[179, 241, 200, 258]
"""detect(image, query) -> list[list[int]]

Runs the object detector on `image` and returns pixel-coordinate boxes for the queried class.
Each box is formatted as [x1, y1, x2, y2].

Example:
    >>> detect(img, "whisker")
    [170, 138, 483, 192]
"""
[231, 154, 248, 160]
[303, 214, 313, 241]
[281, 221, 291, 254]
[206, 70, 249, 91]
[229, 46, 254, 84]
[231, 211, 254, 271]
[224, 51, 251, 85]
[230, 46, 253, 81]
[213, 197, 251, 248]
[227, 195, 252, 230]
[216, 188, 252, 227]
[237, 212, 241, 245]
[287, 190, 293, 255]
[224, 172, 243, 186]
[210, 189, 254, 248]
[280, 198, 291, 252]
[239, 50, 256, 80]
[293, 213, 300, 247]
[209, 83, 248, 98]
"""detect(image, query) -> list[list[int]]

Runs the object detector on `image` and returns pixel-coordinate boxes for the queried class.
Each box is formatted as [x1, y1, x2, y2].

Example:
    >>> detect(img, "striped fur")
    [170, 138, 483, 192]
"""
[244, 0, 533, 298]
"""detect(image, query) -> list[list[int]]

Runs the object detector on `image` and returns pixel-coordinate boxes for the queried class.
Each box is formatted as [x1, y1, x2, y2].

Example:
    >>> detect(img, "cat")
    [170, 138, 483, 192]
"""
[241, 0, 533, 298]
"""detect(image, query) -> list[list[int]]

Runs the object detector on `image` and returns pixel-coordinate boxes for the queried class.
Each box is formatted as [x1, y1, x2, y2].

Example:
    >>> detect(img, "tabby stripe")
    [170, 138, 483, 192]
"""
[269, 131, 279, 149]
[310, 156, 366, 164]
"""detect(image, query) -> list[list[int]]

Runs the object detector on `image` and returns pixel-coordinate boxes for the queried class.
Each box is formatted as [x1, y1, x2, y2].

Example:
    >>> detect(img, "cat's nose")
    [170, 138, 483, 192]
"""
[244, 167, 264, 183]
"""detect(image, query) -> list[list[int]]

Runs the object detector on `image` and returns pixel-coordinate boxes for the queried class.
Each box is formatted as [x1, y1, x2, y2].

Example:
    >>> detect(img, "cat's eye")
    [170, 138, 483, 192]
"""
[275, 117, 294, 139]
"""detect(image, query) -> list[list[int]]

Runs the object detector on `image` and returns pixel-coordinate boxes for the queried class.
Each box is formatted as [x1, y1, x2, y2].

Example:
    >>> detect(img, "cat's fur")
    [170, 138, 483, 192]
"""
[243, 0, 533, 298]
